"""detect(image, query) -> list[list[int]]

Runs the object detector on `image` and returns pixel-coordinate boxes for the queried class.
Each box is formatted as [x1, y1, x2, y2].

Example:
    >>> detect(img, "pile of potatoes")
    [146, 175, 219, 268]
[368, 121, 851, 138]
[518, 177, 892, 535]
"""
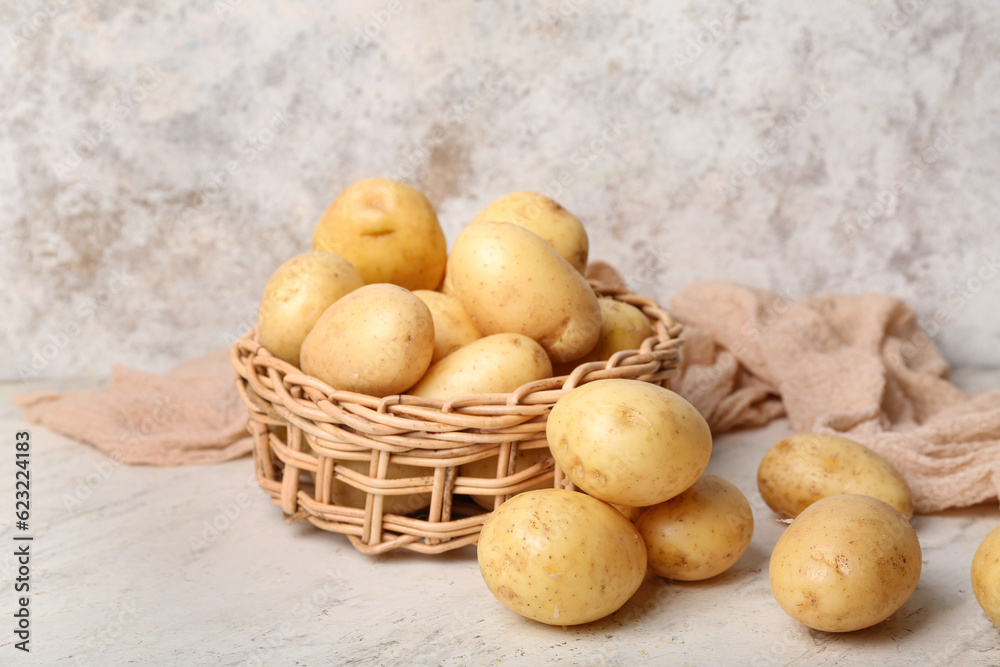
[256, 177, 654, 402]
[478, 378, 756, 626]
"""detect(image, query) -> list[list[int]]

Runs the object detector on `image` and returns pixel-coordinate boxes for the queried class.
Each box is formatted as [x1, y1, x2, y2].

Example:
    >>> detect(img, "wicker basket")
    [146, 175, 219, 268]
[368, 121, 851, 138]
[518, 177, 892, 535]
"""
[230, 279, 683, 555]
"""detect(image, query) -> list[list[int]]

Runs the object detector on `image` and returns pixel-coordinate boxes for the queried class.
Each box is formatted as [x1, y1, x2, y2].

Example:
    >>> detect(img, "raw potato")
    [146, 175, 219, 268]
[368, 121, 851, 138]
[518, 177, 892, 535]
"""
[470, 191, 589, 273]
[257, 251, 364, 368]
[971, 524, 1000, 627]
[331, 458, 431, 515]
[477, 489, 647, 626]
[446, 220, 601, 364]
[312, 178, 447, 291]
[547, 379, 712, 507]
[408, 333, 553, 401]
[635, 474, 754, 581]
[300, 283, 434, 397]
[460, 447, 553, 509]
[553, 297, 653, 375]
[757, 433, 914, 519]
[445, 220, 599, 362]
[768, 494, 921, 632]
[412, 290, 483, 364]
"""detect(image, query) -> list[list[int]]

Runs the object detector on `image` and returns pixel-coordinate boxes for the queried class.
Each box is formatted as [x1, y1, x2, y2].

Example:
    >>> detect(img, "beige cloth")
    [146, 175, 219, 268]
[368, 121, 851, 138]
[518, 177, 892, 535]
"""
[668, 280, 1000, 514]
[14, 348, 252, 466]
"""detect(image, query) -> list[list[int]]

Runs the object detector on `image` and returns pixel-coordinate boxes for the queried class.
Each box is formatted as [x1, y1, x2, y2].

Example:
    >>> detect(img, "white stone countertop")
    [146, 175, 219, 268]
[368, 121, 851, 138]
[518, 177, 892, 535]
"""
[3, 369, 1000, 666]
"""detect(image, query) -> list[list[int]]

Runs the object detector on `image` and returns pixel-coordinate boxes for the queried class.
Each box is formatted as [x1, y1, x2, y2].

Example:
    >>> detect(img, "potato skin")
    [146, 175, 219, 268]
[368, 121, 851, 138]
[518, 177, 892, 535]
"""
[477, 489, 646, 626]
[408, 333, 552, 401]
[470, 191, 589, 273]
[553, 297, 653, 374]
[636, 474, 754, 581]
[446, 220, 601, 364]
[547, 379, 712, 507]
[312, 178, 447, 291]
[971, 524, 1000, 627]
[757, 433, 914, 519]
[412, 290, 483, 364]
[768, 494, 921, 633]
[257, 251, 364, 368]
[300, 283, 434, 397]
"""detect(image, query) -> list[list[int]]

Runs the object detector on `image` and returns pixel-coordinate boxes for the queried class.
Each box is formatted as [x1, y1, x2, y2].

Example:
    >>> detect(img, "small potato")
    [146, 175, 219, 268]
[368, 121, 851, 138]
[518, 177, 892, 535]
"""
[470, 191, 589, 273]
[769, 494, 921, 633]
[477, 489, 647, 626]
[547, 379, 712, 507]
[553, 297, 653, 375]
[331, 458, 431, 515]
[412, 290, 483, 364]
[460, 447, 553, 509]
[300, 283, 434, 397]
[446, 220, 601, 364]
[408, 333, 553, 401]
[312, 178, 447, 291]
[971, 524, 1000, 627]
[257, 251, 364, 368]
[635, 474, 754, 581]
[757, 433, 914, 519]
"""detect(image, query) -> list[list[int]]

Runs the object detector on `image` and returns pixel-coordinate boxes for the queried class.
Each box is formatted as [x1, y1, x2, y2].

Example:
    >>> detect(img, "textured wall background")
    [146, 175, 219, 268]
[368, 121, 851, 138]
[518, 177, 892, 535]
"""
[2, 0, 999, 381]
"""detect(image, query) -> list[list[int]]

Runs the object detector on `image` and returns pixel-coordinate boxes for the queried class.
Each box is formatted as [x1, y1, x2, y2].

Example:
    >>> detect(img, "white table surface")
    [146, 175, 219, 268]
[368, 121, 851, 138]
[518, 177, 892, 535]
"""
[3, 369, 1000, 666]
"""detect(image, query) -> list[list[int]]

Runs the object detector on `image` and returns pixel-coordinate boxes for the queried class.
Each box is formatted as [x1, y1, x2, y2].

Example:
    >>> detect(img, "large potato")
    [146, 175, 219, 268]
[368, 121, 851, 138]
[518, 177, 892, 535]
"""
[971, 525, 1000, 627]
[446, 220, 601, 364]
[460, 447, 553, 509]
[312, 178, 447, 291]
[300, 283, 434, 397]
[553, 297, 653, 374]
[408, 333, 552, 401]
[635, 474, 754, 581]
[470, 191, 589, 273]
[769, 494, 921, 632]
[757, 433, 914, 519]
[412, 290, 483, 364]
[257, 251, 364, 367]
[330, 458, 431, 515]
[547, 379, 712, 507]
[477, 489, 647, 626]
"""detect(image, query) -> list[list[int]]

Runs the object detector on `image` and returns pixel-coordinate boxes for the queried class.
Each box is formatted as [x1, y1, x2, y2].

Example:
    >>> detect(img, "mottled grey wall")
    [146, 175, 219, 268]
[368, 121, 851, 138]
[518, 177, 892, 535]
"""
[3, 0, 999, 381]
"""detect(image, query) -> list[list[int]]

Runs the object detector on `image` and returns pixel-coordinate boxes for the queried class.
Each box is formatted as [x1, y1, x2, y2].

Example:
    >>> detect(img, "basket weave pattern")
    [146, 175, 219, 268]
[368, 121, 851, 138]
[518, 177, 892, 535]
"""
[230, 281, 683, 555]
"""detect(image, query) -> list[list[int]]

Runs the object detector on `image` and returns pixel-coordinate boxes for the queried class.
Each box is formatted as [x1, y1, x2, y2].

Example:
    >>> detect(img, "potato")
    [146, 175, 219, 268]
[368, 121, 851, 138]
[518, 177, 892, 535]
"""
[547, 379, 712, 507]
[470, 191, 589, 273]
[257, 251, 364, 367]
[635, 474, 754, 581]
[768, 494, 921, 632]
[312, 178, 447, 291]
[300, 283, 434, 397]
[477, 489, 647, 625]
[408, 333, 552, 401]
[553, 297, 653, 375]
[757, 433, 914, 519]
[330, 458, 431, 515]
[446, 220, 601, 364]
[460, 447, 553, 509]
[971, 524, 1000, 627]
[412, 290, 483, 364]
